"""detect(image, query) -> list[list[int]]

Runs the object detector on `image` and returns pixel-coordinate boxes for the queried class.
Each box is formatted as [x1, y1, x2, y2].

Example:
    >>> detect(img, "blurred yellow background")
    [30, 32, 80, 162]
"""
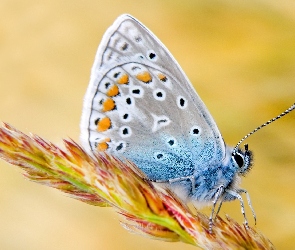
[1, 0, 295, 249]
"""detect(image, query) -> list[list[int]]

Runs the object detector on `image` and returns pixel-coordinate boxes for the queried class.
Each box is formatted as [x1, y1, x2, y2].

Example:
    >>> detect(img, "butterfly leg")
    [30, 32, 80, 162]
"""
[209, 185, 224, 233]
[238, 189, 257, 225]
[225, 189, 249, 228]
[215, 198, 224, 219]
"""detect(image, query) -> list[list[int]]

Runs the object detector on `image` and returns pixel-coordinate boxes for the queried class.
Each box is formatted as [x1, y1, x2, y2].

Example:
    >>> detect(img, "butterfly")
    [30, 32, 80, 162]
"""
[80, 14, 295, 232]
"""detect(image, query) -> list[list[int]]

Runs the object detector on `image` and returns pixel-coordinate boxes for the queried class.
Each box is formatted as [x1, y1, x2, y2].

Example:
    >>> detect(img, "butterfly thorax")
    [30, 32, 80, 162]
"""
[164, 145, 252, 206]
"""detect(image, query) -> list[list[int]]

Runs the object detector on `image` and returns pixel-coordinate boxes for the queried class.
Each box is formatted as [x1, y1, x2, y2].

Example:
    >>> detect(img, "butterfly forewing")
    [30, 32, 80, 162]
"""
[80, 14, 225, 181]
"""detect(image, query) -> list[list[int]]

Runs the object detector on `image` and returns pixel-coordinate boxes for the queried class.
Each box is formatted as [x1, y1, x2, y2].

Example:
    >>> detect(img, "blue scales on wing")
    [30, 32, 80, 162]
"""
[80, 15, 225, 186]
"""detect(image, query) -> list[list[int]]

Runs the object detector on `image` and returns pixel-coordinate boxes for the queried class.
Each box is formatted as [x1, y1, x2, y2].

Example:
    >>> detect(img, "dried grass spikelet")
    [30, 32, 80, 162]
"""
[0, 123, 274, 249]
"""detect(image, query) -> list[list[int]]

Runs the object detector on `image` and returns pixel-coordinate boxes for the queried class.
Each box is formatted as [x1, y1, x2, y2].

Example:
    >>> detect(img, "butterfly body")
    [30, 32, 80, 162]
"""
[80, 15, 254, 226]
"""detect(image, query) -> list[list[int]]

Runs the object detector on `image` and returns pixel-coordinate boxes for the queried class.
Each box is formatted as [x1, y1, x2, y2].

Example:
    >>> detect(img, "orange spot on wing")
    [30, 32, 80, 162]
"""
[107, 85, 119, 97]
[97, 117, 111, 132]
[136, 71, 152, 83]
[102, 98, 116, 112]
[117, 74, 129, 84]
[97, 138, 111, 151]
[158, 73, 167, 82]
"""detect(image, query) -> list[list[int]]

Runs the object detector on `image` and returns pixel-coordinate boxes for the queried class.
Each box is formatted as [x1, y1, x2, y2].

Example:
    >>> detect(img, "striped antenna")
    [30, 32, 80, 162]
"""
[233, 103, 295, 153]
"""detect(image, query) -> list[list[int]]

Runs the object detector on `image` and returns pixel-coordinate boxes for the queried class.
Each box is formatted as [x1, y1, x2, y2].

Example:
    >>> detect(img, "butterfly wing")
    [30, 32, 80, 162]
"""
[80, 14, 225, 181]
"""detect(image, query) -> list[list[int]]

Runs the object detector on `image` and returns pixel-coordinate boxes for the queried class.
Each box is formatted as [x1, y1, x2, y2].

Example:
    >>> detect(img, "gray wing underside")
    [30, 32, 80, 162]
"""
[80, 14, 225, 181]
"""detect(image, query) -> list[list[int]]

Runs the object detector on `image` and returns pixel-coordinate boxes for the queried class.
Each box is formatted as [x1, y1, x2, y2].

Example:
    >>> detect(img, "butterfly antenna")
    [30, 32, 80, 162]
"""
[233, 103, 295, 153]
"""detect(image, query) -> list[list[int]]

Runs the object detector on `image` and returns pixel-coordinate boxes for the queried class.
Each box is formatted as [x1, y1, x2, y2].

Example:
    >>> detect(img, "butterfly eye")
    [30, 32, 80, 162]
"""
[232, 153, 244, 168]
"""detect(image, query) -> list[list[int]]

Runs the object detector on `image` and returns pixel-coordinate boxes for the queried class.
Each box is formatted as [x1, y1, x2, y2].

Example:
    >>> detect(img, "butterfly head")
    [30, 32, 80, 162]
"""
[231, 144, 253, 176]
[230, 103, 295, 178]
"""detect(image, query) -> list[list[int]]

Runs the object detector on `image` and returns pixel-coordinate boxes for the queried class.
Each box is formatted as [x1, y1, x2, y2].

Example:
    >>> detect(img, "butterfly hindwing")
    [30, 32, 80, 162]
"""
[80, 14, 225, 182]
